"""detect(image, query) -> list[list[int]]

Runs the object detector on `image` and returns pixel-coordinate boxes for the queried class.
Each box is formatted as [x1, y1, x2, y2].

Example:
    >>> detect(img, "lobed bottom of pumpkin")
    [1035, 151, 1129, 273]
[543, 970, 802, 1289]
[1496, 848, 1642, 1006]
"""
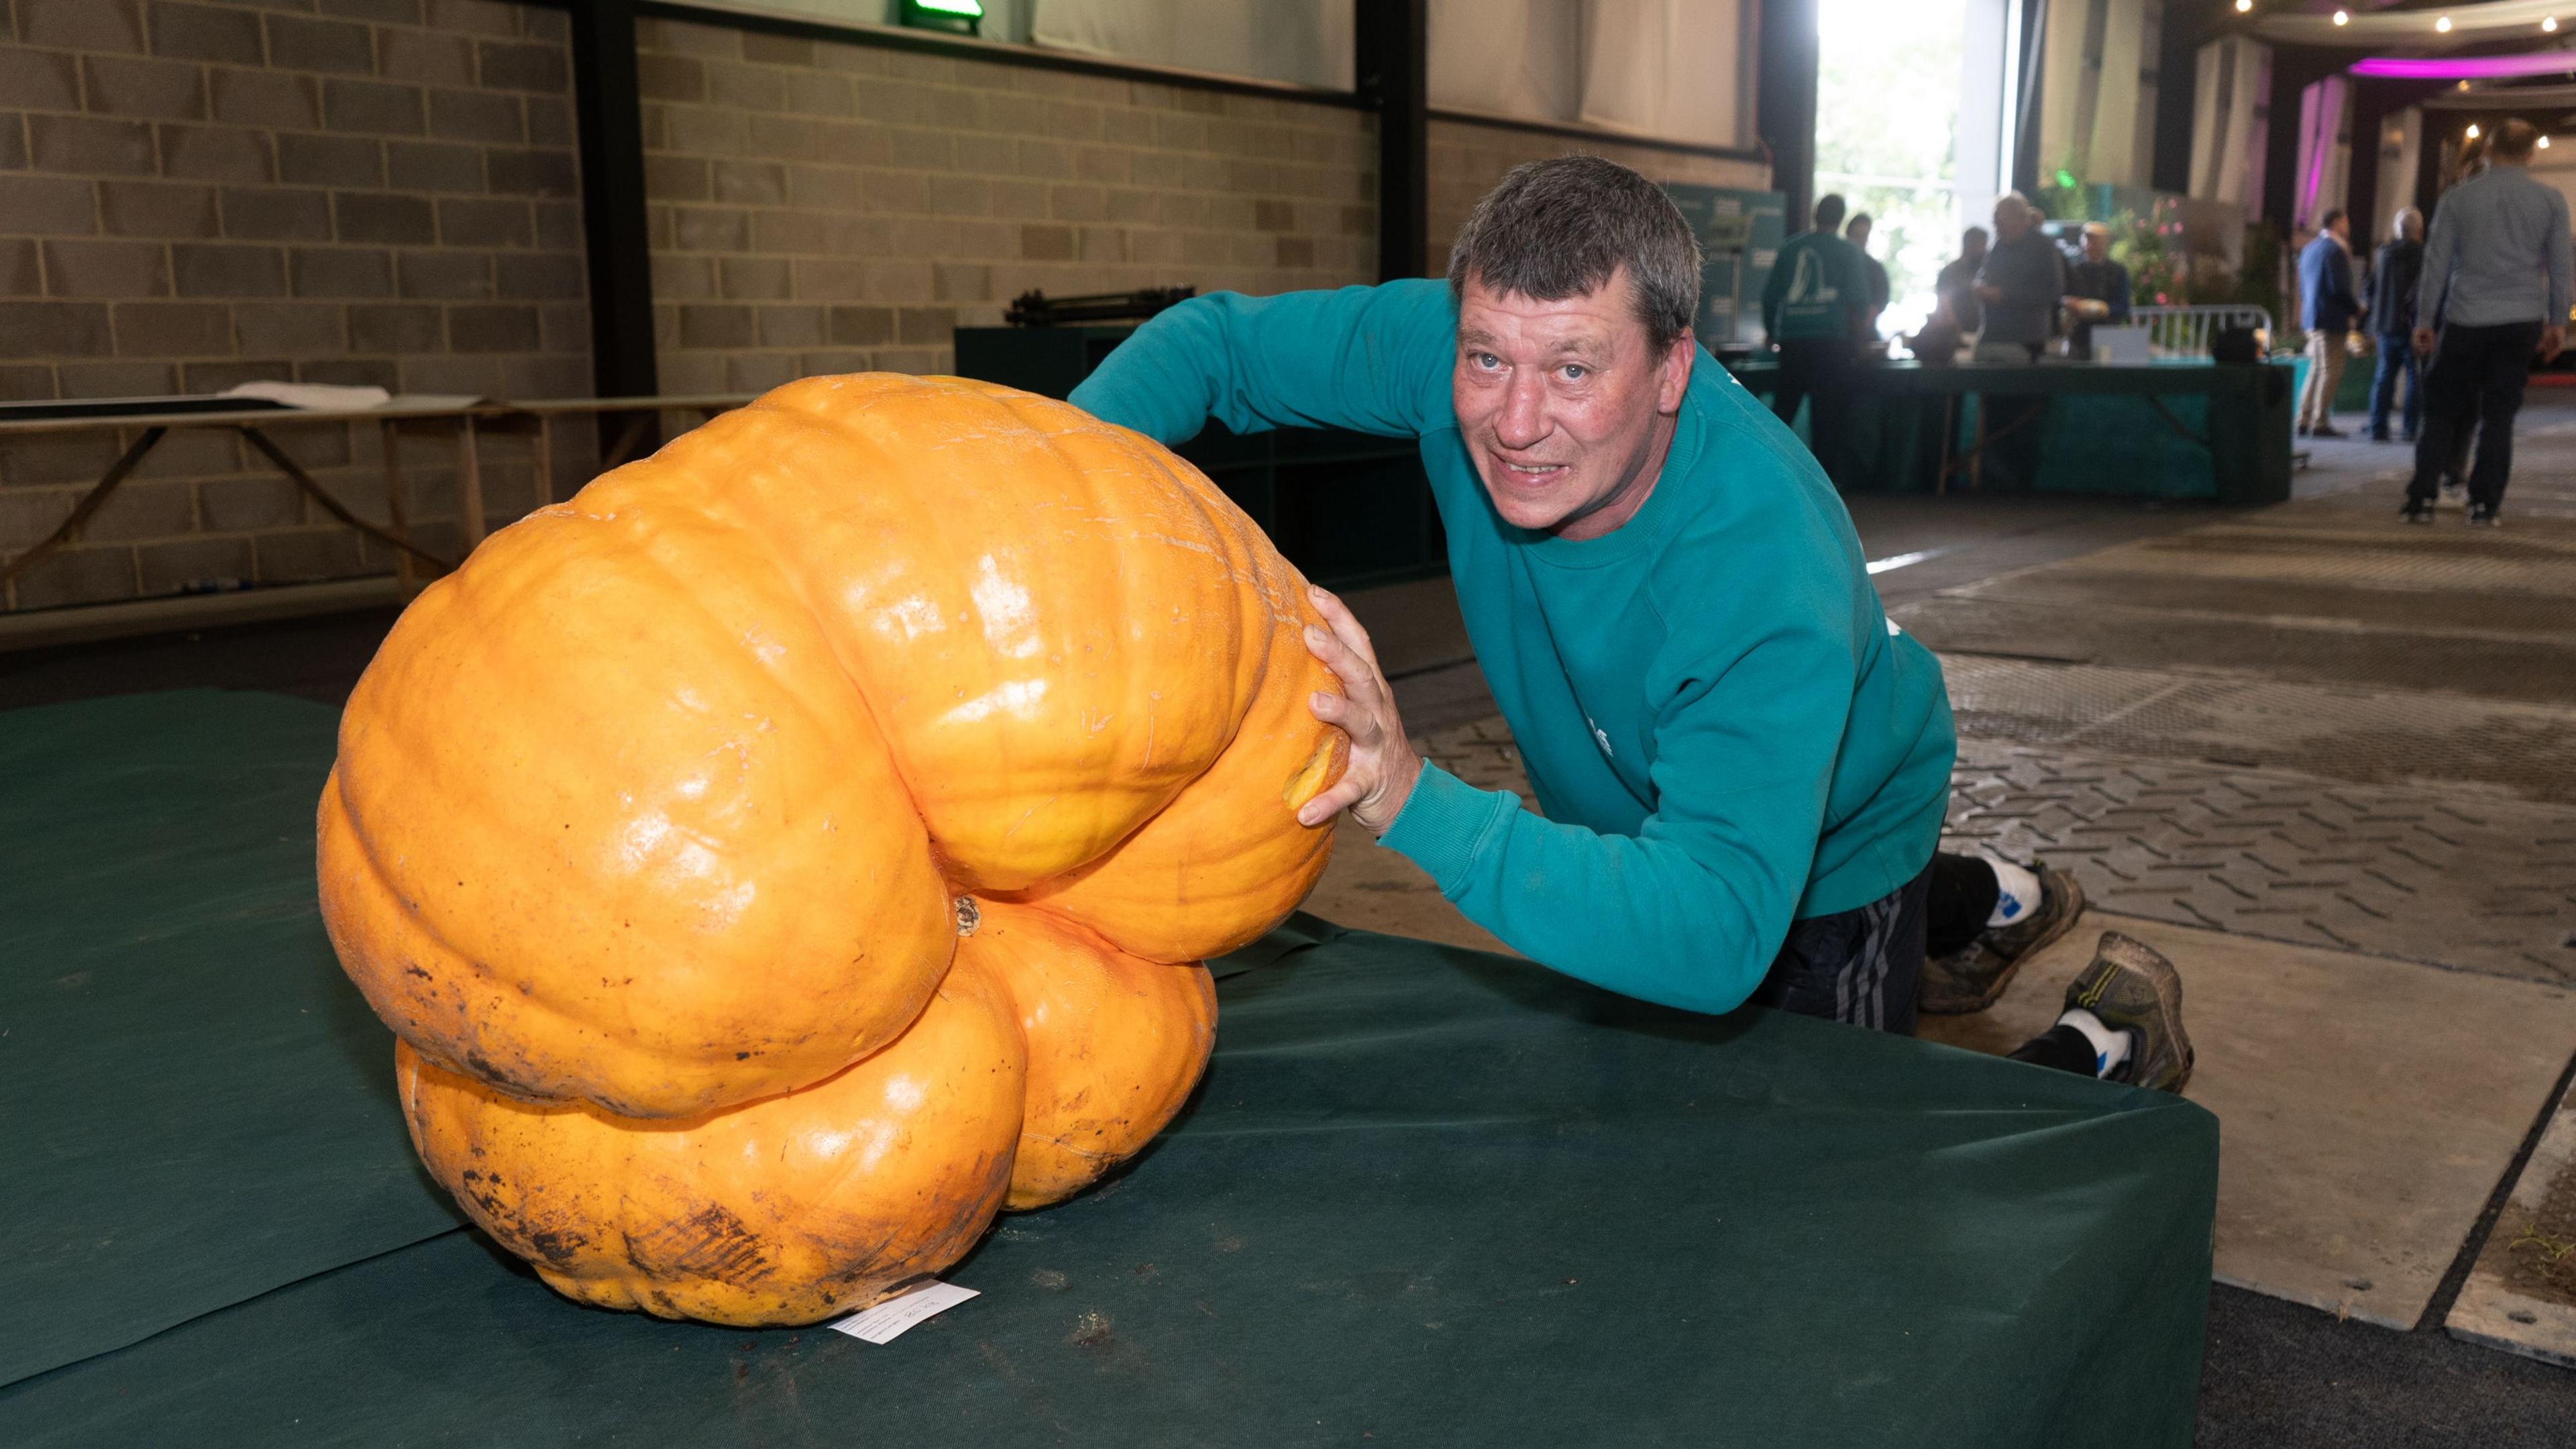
[399, 899, 1217, 1328]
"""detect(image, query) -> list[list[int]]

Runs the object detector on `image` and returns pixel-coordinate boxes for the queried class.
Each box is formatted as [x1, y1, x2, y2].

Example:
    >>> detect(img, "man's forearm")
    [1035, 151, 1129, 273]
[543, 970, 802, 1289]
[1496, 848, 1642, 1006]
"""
[1379, 765, 1803, 1016]
[1068, 282, 1450, 444]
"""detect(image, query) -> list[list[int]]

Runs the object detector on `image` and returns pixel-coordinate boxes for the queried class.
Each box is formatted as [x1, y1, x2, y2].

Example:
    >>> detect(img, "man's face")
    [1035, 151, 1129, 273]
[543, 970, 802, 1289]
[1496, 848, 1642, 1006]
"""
[1849, 221, 1872, 250]
[1964, 232, 1988, 262]
[1994, 206, 2031, 241]
[2330, 214, 2350, 241]
[2083, 230, 2108, 263]
[1452, 269, 1694, 542]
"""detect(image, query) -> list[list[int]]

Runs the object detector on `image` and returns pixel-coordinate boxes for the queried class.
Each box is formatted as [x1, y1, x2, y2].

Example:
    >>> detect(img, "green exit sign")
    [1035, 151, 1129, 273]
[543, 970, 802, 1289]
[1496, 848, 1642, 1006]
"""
[900, 0, 982, 34]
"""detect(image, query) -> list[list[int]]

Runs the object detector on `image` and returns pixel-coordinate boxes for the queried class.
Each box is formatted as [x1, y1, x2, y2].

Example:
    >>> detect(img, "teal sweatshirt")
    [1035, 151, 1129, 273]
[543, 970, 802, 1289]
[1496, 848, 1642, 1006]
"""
[1068, 280, 1956, 1015]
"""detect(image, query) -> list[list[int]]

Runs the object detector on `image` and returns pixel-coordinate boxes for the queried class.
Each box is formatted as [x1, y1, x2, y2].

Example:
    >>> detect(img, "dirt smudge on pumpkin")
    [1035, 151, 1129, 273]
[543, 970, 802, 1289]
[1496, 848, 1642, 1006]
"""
[625, 1203, 775, 1285]
[456, 1169, 590, 1269]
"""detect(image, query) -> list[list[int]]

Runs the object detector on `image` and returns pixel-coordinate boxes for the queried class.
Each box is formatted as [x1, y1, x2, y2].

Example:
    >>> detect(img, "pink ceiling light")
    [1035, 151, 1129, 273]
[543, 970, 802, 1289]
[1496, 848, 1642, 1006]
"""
[2349, 52, 2576, 78]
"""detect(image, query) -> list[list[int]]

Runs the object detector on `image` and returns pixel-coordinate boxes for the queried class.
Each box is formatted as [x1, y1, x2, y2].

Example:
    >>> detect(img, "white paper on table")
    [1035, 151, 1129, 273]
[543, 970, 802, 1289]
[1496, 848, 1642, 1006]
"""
[219, 380, 394, 411]
[828, 1280, 979, 1344]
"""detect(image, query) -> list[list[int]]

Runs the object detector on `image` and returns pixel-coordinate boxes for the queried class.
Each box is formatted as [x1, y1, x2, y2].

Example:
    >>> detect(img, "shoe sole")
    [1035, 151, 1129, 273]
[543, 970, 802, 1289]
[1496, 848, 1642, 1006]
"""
[1917, 868, 2088, 1015]
[2099, 933, 2196, 1093]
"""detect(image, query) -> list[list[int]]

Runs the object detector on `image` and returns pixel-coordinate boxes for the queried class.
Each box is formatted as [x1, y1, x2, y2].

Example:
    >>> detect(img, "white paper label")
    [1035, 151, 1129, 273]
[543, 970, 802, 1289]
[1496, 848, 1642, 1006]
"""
[828, 1280, 979, 1344]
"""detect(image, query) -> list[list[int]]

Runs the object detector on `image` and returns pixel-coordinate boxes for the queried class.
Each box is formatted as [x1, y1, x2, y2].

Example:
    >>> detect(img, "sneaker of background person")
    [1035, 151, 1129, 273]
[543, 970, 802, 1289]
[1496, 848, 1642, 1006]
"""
[2468, 502, 2501, 527]
[2400, 500, 2435, 524]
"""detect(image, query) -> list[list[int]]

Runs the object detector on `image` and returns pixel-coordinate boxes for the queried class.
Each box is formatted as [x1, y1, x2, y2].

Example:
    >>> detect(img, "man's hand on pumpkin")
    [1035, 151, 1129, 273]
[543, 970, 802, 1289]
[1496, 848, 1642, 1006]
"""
[1297, 584, 1424, 836]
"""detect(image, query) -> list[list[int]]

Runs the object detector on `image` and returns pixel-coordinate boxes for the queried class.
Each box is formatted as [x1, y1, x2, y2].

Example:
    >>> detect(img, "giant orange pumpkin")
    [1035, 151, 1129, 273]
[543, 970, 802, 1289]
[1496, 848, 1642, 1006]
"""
[321, 374, 1344, 1326]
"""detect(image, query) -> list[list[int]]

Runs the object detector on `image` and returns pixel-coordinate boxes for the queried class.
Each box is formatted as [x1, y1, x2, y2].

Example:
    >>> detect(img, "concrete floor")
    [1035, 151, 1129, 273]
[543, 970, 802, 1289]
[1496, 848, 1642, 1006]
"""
[11, 398, 2576, 1444]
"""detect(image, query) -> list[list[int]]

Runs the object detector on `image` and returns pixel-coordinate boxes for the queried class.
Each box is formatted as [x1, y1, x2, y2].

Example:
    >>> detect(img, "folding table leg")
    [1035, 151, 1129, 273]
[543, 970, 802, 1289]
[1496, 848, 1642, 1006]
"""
[381, 419, 417, 594]
[240, 426, 454, 574]
[0, 425, 166, 588]
[457, 417, 487, 552]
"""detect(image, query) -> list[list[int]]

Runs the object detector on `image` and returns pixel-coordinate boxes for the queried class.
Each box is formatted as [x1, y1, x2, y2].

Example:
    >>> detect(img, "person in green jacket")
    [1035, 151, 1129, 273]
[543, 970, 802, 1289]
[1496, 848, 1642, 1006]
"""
[1760, 193, 1872, 484]
[1069, 156, 2191, 1091]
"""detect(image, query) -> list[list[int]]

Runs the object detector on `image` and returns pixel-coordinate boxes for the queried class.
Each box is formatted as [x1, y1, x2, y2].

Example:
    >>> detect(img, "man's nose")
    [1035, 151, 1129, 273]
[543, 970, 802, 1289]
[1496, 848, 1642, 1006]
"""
[1495, 374, 1548, 450]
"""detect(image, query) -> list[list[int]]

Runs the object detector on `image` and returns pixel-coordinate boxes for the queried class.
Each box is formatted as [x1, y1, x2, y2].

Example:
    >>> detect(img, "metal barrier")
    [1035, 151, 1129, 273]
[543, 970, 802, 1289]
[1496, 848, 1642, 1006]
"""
[2129, 305, 2275, 359]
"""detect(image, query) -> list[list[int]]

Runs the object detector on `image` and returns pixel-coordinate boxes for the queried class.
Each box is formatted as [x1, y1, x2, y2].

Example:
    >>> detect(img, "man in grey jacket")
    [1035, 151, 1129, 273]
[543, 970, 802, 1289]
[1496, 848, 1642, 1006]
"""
[2402, 119, 2573, 525]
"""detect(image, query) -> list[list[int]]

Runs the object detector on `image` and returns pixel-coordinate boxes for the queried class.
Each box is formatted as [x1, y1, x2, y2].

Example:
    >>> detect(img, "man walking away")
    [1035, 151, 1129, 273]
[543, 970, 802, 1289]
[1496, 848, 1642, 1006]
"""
[2402, 119, 2573, 526]
[2061, 221, 2132, 360]
[2366, 207, 2426, 443]
[1846, 211, 1891, 339]
[1762, 193, 1872, 483]
[2296, 209, 2361, 437]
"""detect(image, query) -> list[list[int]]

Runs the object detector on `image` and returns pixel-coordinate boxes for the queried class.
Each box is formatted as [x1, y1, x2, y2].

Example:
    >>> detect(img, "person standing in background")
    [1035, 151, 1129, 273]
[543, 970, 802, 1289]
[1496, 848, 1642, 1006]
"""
[1936, 226, 1990, 335]
[1970, 195, 2062, 490]
[2365, 207, 2426, 443]
[1974, 195, 2063, 361]
[1845, 212, 1891, 340]
[1762, 192, 1872, 483]
[2402, 119, 2572, 526]
[2061, 222, 2132, 360]
[2432, 134, 2491, 494]
[2295, 209, 2361, 437]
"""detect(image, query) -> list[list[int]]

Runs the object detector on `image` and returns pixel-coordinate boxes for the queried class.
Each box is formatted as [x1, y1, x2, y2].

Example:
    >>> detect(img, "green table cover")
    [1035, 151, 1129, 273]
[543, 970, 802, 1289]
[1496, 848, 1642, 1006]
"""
[1728, 357, 2295, 504]
[0, 692, 2218, 1446]
[0, 691, 464, 1387]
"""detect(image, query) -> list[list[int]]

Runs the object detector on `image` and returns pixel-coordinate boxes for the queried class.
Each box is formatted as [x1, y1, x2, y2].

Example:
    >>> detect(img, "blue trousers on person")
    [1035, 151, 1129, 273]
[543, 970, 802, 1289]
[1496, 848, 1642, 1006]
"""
[2368, 331, 2422, 440]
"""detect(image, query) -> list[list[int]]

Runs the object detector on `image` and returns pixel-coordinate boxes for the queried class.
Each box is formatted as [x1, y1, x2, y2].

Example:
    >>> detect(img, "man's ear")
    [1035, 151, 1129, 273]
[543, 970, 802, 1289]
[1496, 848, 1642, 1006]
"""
[1656, 332, 1695, 414]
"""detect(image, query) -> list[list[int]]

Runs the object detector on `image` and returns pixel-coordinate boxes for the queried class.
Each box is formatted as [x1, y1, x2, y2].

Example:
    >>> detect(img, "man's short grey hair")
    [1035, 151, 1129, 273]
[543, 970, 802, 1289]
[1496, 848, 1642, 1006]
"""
[1446, 155, 1704, 352]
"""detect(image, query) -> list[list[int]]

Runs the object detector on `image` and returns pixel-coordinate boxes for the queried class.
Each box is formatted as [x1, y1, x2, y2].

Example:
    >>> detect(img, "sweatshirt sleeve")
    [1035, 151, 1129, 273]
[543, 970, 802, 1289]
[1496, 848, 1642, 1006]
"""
[1067, 280, 1454, 445]
[1379, 547, 1863, 1016]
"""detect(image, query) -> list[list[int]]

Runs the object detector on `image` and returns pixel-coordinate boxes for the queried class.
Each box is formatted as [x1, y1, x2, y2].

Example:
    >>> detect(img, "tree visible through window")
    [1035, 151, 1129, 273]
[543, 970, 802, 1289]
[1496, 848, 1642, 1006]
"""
[1815, 0, 1967, 339]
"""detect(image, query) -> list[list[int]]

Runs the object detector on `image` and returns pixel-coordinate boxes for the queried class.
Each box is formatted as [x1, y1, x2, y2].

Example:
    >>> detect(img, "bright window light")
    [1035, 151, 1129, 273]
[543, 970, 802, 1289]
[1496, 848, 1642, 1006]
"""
[2467, 123, 2481, 138]
[2332, 9, 2348, 24]
[2436, 14, 2453, 31]
[2233, 0, 2251, 11]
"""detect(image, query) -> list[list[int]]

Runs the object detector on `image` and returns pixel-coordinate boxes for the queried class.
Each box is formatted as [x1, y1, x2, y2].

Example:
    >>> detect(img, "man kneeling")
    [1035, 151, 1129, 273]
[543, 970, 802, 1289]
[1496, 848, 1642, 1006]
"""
[1071, 158, 2190, 1091]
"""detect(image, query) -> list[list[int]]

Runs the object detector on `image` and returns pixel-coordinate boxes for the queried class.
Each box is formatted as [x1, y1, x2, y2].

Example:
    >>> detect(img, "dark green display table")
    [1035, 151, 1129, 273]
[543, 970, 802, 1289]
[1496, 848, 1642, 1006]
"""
[1727, 357, 2296, 505]
[0, 692, 2219, 1446]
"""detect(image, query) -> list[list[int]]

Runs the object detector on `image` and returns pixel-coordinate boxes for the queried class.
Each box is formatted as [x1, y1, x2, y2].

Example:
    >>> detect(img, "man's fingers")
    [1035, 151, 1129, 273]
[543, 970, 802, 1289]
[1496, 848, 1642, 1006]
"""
[1307, 585, 1385, 676]
[1296, 773, 1368, 828]
[1303, 623, 1383, 709]
[1305, 688, 1376, 742]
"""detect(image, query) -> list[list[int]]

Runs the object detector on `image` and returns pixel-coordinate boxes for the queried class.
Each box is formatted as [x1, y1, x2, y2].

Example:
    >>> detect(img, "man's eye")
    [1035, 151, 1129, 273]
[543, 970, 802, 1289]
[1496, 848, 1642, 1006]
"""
[1475, 353, 1502, 370]
[1560, 364, 1587, 381]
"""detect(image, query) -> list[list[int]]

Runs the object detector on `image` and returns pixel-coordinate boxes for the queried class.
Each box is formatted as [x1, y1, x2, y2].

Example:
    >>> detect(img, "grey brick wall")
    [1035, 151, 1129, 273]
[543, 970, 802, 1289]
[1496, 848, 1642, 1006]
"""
[1, 0, 589, 611]
[634, 17, 1379, 391]
[1424, 117, 1768, 278]
[1, 6, 1777, 617]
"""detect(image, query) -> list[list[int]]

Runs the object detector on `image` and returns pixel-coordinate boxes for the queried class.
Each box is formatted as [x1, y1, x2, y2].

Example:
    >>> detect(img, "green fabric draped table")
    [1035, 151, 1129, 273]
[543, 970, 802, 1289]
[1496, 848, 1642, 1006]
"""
[0, 691, 2218, 1446]
[1725, 356, 2296, 504]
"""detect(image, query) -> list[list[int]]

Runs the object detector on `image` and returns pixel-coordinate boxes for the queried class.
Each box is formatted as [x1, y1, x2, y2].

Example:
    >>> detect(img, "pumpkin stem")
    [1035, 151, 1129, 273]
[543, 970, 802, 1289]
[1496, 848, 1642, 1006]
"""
[954, 896, 981, 937]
